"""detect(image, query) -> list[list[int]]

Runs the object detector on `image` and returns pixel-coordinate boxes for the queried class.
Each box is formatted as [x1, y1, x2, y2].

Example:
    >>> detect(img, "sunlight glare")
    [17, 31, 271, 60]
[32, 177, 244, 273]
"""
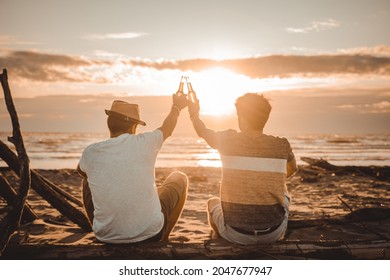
[188, 67, 249, 116]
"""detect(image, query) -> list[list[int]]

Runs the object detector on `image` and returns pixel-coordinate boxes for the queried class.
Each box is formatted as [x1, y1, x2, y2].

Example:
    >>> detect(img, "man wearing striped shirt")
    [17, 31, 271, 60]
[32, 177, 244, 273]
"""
[189, 93, 297, 245]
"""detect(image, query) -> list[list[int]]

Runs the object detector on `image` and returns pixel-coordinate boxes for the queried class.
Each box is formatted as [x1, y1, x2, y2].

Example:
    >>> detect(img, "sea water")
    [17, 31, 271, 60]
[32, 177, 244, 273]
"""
[0, 132, 389, 169]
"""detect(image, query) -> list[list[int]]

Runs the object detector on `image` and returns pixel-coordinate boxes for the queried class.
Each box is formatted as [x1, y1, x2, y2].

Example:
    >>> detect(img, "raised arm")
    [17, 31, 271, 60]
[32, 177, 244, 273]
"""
[158, 93, 188, 141]
[188, 99, 218, 148]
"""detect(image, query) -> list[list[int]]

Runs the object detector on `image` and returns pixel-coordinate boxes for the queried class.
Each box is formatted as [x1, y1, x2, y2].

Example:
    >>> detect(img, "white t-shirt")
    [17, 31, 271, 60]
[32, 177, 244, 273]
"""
[79, 130, 164, 243]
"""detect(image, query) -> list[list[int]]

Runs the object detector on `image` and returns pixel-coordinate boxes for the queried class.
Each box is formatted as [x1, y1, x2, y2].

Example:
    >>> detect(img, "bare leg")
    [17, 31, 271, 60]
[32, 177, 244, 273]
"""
[157, 171, 188, 241]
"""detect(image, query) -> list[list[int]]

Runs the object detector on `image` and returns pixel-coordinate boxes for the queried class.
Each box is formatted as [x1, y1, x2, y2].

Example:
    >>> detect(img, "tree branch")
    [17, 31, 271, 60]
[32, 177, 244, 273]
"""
[0, 140, 92, 231]
[0, 175, 37, 223]
[0, 69, 31, 255]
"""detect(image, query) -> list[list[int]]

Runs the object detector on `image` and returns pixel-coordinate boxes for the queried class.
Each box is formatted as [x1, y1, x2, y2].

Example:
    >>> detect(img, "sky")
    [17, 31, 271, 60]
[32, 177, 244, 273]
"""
[0, 0, 389, 134]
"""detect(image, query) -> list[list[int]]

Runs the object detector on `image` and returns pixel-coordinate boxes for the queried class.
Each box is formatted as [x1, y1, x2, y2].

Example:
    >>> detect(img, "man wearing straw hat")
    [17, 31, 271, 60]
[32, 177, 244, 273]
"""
[78, 94, 188, 243]
[189, 93, 297, 245]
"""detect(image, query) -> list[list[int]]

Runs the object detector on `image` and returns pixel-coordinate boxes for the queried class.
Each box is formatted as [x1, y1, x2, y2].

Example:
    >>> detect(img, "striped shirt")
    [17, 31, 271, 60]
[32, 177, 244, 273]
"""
[211, 130, 294, 231]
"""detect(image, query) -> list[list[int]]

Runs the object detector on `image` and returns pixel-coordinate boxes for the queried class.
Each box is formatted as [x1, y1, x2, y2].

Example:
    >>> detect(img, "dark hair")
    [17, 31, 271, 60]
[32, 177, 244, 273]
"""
[235, 93, 272, 130]
[107, 115, 136, 135]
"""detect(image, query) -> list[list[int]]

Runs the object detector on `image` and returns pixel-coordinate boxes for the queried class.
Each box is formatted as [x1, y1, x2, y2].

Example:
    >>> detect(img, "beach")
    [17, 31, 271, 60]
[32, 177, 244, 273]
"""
[1, 161, 390, 259]
[1, 0, 390, 265]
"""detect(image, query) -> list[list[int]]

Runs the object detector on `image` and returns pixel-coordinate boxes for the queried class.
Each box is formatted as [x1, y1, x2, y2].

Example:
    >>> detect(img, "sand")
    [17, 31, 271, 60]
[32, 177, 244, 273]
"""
[1, 163, 390, 259]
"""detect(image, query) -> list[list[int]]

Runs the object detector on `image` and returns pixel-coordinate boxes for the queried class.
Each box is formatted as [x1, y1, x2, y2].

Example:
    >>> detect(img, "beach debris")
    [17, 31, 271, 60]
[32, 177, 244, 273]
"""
[39, 174, 83, 207]
[301, 157, 390, 180]
[0, 141, 91, 232]
[337, 195, 390, 240]
[0, 175, 37, 223]
[0, 69, 91, 256]
[0, 69, 31, 256]
[301, 157, 339, 171]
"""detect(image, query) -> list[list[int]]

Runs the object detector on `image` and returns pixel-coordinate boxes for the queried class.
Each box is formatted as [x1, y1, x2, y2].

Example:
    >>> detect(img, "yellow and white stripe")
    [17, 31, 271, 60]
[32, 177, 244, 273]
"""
[221, 155, 287, 174]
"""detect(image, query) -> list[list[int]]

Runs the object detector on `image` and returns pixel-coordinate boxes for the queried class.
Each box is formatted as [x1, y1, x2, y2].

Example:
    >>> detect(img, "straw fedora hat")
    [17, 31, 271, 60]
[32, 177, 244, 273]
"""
[105, 100, 146, 126]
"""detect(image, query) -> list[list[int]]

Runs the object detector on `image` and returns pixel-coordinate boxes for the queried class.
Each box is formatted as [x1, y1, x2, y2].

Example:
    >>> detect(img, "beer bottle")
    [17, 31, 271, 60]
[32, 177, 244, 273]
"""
[186, 76, 198, 103]
[176, 76, 186, 96]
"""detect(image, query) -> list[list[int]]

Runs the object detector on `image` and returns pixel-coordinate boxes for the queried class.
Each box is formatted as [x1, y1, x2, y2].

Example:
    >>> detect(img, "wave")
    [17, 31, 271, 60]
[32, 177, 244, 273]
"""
[1, 132, 389, 168]
[326, 139, 360, 144]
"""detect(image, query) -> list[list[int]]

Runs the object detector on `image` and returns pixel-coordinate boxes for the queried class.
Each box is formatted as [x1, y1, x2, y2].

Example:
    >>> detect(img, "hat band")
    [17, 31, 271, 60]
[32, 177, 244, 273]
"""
[105, 110, 146, 126]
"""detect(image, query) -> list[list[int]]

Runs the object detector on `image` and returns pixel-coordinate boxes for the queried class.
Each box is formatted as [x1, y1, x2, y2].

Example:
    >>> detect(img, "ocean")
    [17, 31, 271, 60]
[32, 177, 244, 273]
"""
[0, 132, 389, 169]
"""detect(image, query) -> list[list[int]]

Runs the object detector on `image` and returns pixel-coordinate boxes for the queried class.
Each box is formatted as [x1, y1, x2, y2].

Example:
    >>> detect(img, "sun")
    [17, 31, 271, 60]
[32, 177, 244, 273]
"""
[187, 67, 249, 116]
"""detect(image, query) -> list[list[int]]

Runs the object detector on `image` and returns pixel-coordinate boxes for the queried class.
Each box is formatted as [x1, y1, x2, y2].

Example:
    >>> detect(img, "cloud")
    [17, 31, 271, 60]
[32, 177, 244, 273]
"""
[126, 53, 390, 78]
[84, 32, 147, 40]
[0, 50, 112, 83]
[338, 45, 390, 57]
[337, 101, 390, 113]
[1, 47, 389, 84]
[0, 35, 42, 46]
[286, 19, 341, 33]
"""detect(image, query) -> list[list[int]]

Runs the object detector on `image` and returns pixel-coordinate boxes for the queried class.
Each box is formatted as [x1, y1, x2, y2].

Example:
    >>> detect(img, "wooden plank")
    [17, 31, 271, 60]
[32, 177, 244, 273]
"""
[2, 240, 389, 260]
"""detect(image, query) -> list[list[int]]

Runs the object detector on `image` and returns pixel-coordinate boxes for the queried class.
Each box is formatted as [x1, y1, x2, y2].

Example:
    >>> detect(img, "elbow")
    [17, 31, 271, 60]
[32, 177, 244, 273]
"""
[287, 165, 298, 178]
[158, 127, 172, 141]
[163, 130, 172, 140]
[286, 159, 298, 178]
[194, 129, 204, 138]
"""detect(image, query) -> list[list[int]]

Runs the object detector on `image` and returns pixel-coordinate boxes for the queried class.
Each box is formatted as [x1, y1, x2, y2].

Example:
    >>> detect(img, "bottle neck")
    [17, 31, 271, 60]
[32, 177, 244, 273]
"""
[177, 76, 185, 94]
[187, 84, 194, 93]
[177, 84, 184, 94]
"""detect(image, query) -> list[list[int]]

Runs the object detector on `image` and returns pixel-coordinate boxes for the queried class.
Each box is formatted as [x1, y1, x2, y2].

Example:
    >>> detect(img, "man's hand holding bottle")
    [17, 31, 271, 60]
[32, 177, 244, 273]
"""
[172, 76, 189, 112]
[185, 76, 200, 119]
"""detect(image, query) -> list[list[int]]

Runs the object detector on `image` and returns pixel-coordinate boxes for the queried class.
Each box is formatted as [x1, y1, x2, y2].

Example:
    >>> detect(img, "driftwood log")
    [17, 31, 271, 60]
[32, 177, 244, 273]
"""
[39, 174, 83, 207]
[0, 141, 91, 231]
[301, 157, 390, 180]
[0, 69, 31, 255]
[0, 175, 37, 223]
